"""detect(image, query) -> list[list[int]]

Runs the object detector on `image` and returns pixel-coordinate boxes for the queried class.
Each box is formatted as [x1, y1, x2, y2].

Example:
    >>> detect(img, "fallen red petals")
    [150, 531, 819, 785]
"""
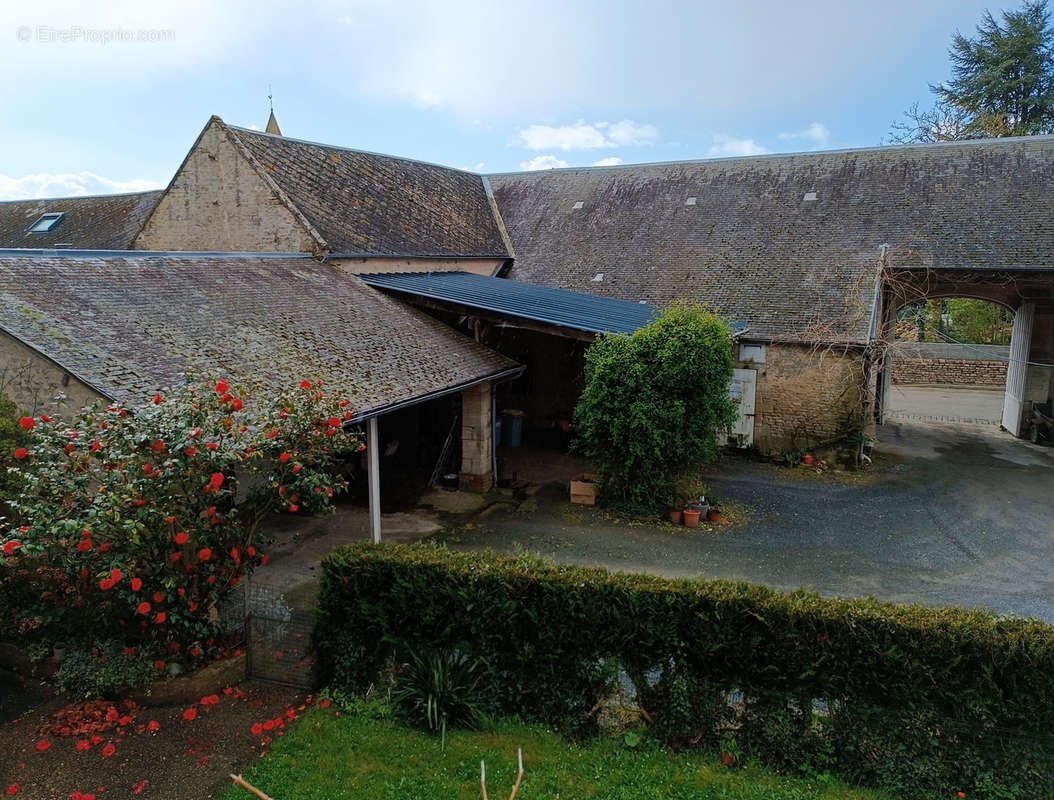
[101, 743, 116, 758]
[90, 736, 104, 746]
[5, 784, 18, 796]
[75, 740, 91, 751]
[35, 740, 51, 752]
[132, 779, 149, 795]
[147, 720, 160, 732]
[182, 708, 198, 721]
[200, 694, 220, 706]
[250, 723, 263, 736]
[319, 698, 331, 709]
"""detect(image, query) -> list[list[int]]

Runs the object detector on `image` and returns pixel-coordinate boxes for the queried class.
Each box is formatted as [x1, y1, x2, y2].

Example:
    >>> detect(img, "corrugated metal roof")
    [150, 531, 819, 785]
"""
[360, 271, 662, 334]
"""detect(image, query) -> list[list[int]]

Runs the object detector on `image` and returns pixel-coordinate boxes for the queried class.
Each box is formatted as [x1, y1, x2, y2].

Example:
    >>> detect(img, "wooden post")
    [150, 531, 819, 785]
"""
[367, 416, 381, 543]
[229, 774, 276, 800]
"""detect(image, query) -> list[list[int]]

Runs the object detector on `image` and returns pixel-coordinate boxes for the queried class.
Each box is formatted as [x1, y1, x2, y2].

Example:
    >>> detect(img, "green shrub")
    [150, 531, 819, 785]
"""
[56, 644, 156, 699]
[391, 648, 488, 747]
[573, 303, 737, 509]
[317, 543, 1054, 800]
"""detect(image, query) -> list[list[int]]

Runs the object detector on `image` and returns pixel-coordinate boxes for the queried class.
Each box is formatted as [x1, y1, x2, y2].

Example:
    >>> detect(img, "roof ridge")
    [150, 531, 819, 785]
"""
[485, 133, 1054, 177]
[225, 122, 483, 176]
[0, 189, 164, 205]
[0, 248, 318, 259]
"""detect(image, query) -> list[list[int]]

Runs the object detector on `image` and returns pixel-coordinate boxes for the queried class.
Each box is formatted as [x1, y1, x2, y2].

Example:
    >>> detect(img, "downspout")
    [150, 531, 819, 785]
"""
[492, 383, 499, 486]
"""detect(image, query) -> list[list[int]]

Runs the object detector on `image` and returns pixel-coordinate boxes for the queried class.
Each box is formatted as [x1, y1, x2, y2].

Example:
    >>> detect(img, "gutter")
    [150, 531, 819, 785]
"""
[346, 365, 525, 424]
[323, 252, 509, 261]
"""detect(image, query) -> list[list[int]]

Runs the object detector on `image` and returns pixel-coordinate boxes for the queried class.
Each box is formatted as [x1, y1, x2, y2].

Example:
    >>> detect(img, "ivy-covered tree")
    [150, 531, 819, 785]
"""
[0, 378, 362, 670]
[891, 0, 1054, 142]
[573, 303, 737, 510]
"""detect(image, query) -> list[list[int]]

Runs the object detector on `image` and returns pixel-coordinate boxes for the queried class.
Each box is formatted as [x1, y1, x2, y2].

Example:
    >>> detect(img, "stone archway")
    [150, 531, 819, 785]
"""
[875, 268, 1054, 438]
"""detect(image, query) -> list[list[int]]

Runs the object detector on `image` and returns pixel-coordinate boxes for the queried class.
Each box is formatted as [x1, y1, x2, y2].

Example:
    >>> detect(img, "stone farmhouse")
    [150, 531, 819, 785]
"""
[0, 114, 1052, 534]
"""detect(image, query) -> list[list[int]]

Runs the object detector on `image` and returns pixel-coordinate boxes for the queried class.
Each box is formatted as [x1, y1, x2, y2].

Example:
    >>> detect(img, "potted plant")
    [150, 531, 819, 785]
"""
[682, 506, 702, 527]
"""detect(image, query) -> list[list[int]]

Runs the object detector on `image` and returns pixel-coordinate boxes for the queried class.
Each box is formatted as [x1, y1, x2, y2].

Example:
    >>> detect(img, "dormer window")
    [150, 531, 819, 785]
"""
[28, 212, 64, 233]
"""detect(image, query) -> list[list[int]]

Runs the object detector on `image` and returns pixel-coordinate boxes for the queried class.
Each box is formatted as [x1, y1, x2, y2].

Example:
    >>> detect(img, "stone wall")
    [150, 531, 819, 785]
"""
[134, 119, 317, 253]
[0, 331, 105, 416]
[890, 342, 1009, 386]
[737, 341, 865, 454]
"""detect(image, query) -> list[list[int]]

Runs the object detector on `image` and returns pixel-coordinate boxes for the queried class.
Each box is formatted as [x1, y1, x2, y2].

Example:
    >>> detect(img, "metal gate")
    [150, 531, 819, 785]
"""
[244, 581, 318, 689]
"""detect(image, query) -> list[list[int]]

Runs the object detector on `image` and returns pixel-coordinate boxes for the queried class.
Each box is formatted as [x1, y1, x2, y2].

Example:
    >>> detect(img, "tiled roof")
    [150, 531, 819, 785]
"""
[224, 122, 510, 258]
[489, 136, 1054, 343]
[0, 251, 519, 414]
[0, 191, 163, 250]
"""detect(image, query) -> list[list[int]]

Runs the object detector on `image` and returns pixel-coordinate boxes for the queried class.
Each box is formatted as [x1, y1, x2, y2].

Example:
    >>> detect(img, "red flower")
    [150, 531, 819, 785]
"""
[250, 723, 263, 736]
[77, 539, 93, 552]
[110, 568, 122, 583]
[266, 428, 279, 439]
[182, 707, 198, 721]
[142, 463, 154, 475]
[98, 579, 115, 591]
[184, 446, 197, 457]
[35, 739, 50, 752]
[90, 735, 104, 745]
[152, 439, 165, 452]
[131, 578, 142, 591]
[231, 397, 244, 411]
[147, 720, 160, 732]
[169, 552, 181, 562]
[319, 698, 331, 708]
[18, 417, 34, 430]
[339, 399, 350, 407]
[260, 554, 270, 566]
[198, 548, 212, 561]
[119, 715, 133, 726]
[154, 612, 167, 625]
[5, 784, 17, 796]
[152, 591, 165, 603]
[327, 417, 341, 428]
[153, 393, 163, 404]
[292, 464, 302, 474]
[279, 452, 292, 463]
[90, 441, 102, 452]
[299, 380, 312, 389]
[137, 602, 151, 615]
[76, 739, 91, 751]
[206, 506, 217, 517]
[2, 541, 20, 556]
[189, 428, 202, 438]
[13, 448, 27, 460]
[98, 542, 112, 553]
[215, 379, 230, 395]
[153, 660, 165, 671]
[208, 472, 225, 492]
[206, 442, 219, 450]
[248, 546, 257, 557]
[101, 743, 116, 758]
[174, 531, 189, 545]
[289, 504, 299, 513]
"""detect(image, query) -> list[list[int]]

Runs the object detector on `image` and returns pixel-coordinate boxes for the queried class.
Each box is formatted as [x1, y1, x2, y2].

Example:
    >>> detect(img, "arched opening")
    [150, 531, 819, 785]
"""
[885, 296, 1014, 428]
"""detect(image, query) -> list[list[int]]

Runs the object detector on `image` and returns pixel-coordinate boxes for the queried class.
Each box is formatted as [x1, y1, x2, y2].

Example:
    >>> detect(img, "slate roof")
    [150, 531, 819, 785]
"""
[223, 121, 510, 258]
[488, 135, 1054, 343]
[0, 191, 163, 250]
[0, 251, 519, 415]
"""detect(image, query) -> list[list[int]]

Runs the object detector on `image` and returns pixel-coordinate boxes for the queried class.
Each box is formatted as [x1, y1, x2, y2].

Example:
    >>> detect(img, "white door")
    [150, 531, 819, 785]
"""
[1001, 303, 1035, 436]
[730, 368, 757, 446]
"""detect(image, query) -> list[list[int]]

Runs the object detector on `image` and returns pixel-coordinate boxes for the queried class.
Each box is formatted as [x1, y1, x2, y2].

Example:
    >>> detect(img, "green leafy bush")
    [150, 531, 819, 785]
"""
[391, 648, 488, 747]
[573, 303, 737, 509]
[56, 643, 156, 699]
[317, 543, 1054, 800]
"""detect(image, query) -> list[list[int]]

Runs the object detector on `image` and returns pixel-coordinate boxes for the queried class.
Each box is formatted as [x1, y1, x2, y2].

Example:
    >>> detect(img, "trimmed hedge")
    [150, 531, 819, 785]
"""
[317, 543, 1054, 799]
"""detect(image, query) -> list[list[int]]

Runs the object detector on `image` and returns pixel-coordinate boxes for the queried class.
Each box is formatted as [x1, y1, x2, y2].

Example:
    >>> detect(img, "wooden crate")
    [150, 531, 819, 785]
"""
[569, 473, 598, 506]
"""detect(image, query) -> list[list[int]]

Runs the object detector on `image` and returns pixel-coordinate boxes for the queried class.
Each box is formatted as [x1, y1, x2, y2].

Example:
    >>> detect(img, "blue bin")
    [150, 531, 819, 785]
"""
[502, 410, 525, 447]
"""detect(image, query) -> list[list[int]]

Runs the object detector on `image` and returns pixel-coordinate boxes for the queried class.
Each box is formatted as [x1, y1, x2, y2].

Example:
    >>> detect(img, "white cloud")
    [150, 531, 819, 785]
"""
[0, 172, 162, 201]
[707, 135, 769, 158]
[520, 155, 569, 171]
[515, 119, 658, 151]
[593, 157, 623, 167]
[604, 120, 658, 146]
[335, 14, 355, 25]
[458, 162, 486, 172]
[778, 122, 831, 149]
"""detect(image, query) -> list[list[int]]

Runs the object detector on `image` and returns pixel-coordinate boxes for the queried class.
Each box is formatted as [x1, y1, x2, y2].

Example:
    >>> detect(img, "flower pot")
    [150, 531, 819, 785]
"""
[707, 508, 722, 522]
[682, 508, 701, 528]
[668, 509, 683, 524]
[53, 643, 68, 663]
[803, 454, 814, 466]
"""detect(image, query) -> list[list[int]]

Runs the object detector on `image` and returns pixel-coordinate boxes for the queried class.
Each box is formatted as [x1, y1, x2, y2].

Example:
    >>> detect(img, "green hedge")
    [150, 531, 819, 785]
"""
[316, 543, 1054, 799]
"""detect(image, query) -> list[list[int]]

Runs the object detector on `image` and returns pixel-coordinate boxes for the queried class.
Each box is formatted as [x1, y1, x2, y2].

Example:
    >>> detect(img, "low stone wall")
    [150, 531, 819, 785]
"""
[891, 343, 1008, 386]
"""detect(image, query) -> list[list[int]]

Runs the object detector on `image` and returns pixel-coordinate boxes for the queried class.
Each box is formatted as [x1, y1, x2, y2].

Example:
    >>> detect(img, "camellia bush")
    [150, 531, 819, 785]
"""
[0, 377, 362, 672]
[573, 302, 737, 509]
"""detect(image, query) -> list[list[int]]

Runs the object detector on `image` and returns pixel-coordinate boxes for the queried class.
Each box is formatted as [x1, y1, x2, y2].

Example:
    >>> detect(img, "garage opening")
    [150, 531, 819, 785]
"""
[886, 298, 1012, 428]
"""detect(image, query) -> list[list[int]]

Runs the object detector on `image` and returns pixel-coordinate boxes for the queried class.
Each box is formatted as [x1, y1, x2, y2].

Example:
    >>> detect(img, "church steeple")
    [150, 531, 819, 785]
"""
[265, 88, 282, 136]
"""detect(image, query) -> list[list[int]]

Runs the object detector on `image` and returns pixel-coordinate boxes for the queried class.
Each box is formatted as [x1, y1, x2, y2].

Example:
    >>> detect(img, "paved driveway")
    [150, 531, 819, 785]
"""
[886, 383, 1004, 425]
[446, 421, 1054, 620]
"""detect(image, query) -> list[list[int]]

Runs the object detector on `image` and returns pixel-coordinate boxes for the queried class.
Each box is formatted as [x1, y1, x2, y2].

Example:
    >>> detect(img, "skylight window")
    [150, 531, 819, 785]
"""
[28, 212, 64, 233]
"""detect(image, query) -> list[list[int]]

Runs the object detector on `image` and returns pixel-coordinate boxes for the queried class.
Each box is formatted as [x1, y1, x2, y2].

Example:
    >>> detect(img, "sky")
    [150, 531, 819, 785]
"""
[0, 0, 998, 199]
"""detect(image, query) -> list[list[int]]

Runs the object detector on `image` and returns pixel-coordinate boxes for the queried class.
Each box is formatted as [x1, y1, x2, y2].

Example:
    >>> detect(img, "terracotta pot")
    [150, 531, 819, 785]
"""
[668, 509, 683, 524]
[803, 454, 814, 466]
[682, 508, 701, 528]
[707, 508, 722, 522]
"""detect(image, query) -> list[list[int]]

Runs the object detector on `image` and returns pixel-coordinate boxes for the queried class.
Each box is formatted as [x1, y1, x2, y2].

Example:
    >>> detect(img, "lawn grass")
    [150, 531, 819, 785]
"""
[222, 704, 890, 800]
